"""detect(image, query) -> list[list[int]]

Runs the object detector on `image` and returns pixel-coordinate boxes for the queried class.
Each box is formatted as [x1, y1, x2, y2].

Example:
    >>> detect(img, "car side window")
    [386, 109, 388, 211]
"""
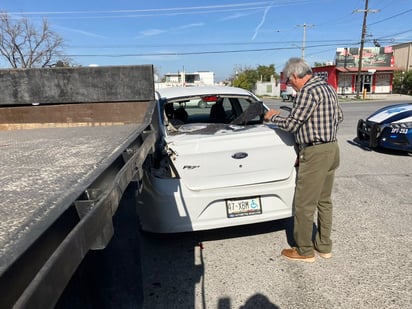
[237, 98, 252, 113]
[221, 98, 234, 119]
[219, 98, 230, 112]
[230, 98, 263, 124]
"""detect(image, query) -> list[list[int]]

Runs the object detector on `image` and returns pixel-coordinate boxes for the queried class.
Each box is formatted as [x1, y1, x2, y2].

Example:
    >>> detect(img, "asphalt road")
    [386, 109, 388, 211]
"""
[58, 95, 412, 309]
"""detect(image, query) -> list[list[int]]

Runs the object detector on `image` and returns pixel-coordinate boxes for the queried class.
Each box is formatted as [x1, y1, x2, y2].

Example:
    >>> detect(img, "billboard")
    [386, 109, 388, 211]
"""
[335, 46, 393, 68]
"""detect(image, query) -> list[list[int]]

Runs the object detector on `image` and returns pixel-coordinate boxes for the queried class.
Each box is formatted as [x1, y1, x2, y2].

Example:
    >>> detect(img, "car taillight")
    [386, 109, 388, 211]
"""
[201, 95, 219, 102]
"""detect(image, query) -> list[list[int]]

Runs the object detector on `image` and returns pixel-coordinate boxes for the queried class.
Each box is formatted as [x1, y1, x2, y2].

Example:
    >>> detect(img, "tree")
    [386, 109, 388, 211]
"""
[233, 67, 259, 91]
[393, 70, 412, 95]
[314, 62, 327, 67]
[232, 64, 277, 91]
[404, 71, 412, 95]
[0, 12, 69, 68]
[256, 64, 278, 82]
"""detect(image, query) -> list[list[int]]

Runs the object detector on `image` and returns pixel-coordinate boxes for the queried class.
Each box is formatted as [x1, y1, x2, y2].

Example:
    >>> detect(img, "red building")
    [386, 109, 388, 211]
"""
[312, 46, 399, 96]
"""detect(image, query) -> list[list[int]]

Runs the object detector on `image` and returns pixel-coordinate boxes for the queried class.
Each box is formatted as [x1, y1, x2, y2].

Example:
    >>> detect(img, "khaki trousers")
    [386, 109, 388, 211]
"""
[294, 142, 340, 256]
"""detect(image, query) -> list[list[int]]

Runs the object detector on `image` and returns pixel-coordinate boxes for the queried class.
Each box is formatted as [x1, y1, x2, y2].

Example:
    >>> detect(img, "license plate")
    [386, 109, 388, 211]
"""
[226, 197, 262, 218]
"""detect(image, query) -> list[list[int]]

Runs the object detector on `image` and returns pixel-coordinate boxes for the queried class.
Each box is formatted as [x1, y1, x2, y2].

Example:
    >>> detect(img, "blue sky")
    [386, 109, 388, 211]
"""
[1, 0, 411, 81]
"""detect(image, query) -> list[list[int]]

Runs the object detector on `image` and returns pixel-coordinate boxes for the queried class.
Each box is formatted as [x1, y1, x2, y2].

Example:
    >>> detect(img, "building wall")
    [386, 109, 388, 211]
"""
[158, 71, 215, 89]
[312, 66, 338, 88]
[392, 42, 412, 72]
[336, 74, 352, 95]
[254, 76, 280, 97]
[374, 73, 392, 93]
[312, 65, 394, 95]
[194, 71, 214, 85]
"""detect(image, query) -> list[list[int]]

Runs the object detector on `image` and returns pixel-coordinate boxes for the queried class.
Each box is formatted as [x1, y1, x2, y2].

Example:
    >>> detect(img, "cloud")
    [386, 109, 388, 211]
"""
[54, 25, 107, 39]
[252, 2, 273, 40]
[177, 23, 204, 30]
[140, 28, 166, 37]
[138, 22, 204, 38]
[220, 12, 254, 21]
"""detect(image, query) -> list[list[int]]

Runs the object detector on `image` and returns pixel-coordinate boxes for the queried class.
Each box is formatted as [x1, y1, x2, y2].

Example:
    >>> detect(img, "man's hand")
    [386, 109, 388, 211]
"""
[264, 109, 280, 122]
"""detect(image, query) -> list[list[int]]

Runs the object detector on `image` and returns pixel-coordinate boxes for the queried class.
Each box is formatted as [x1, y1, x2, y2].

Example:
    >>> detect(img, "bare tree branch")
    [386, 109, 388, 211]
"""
[0, 12, 69, 68]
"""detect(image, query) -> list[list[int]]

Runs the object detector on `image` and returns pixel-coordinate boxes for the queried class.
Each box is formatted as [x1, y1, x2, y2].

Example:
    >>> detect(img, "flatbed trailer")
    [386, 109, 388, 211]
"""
[0, 65, 158, 308]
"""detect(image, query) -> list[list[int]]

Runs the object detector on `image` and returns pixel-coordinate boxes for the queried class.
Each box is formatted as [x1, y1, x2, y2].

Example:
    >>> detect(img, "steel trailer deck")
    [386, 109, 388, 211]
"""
[0, 124, 144, 275]
[0, 65, 157, 308]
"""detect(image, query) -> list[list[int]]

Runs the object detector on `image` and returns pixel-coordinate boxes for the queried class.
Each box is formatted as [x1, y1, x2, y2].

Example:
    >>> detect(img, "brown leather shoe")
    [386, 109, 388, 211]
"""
[281, 247, 315, 263]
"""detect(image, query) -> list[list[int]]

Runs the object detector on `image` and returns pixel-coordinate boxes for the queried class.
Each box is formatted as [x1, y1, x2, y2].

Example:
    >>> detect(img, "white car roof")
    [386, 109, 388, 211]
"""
[156, 86, 256, 100]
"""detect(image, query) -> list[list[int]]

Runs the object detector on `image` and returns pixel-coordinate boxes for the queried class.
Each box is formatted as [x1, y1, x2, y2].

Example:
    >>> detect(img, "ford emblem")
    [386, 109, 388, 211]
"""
[232, 152, 248, 159]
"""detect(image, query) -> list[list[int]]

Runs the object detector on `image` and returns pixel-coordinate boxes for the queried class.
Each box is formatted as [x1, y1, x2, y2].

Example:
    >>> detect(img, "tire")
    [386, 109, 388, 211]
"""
[198, 100, 207, 108]
[356, 120, 366, 141]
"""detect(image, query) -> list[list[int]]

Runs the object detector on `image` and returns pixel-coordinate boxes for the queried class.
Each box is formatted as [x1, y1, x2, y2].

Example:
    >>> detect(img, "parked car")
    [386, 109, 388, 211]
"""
[137, 86, 297, 233]
[357, 102, 412, 152]
[184, 98, 214, 108]
[280, 86, 296, 102]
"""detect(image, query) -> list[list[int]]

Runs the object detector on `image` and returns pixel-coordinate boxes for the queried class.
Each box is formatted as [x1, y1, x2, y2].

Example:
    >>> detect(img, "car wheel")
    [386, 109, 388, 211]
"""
[198, 100, 207, 108]
[356, 119, 365, 140]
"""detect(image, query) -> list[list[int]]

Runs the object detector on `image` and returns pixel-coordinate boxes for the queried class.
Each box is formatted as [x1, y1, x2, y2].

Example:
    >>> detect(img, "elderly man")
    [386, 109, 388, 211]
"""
[265, 57, 343, 262]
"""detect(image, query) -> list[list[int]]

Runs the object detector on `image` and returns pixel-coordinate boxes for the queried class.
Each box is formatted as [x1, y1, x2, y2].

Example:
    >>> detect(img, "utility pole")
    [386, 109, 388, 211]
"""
[354, 0, 379, 98]
[297, 23, 314, 59]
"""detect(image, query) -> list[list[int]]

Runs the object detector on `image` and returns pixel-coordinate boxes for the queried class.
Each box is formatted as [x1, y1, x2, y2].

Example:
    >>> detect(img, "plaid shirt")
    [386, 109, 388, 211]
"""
[271, 76, 343, 145]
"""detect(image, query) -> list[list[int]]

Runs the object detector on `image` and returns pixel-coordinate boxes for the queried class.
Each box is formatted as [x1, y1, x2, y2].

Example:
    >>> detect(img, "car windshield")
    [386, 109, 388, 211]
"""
[163, 95, 265, 129]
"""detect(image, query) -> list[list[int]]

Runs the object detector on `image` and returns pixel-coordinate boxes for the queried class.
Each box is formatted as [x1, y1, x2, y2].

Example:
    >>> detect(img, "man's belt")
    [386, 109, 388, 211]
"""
[298, 141, 335, 149]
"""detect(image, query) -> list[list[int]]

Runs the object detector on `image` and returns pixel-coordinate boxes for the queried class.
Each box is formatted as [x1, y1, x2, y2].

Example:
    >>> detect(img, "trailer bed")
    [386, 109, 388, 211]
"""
[0, 64, 157, 308]
[0, 123, 147, 274]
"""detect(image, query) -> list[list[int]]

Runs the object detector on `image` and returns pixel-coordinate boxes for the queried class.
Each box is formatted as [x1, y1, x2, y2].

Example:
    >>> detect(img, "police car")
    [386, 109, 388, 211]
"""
[357, 103, 412, 152]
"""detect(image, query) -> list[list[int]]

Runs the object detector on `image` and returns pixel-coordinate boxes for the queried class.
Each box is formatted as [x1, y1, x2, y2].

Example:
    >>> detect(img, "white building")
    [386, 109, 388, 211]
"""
[155, 71, 214, 89]
[254, 75, 280, 97]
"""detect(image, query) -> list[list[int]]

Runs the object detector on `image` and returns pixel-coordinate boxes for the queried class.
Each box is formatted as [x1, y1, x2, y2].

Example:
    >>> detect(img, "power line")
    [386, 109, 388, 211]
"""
[369, 8, 412, 26]
[6, 1, 310, 20]
[378, 28, 412, 40]
[8, 2, 274, 15]
[64, 42, 361, 58]
[63, 34, 412, 57]
[67, 39, 360, 49]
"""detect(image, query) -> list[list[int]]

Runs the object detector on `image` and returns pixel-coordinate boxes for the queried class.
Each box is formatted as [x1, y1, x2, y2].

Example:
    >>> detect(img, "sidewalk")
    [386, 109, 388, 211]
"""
[339, 93, 412, 102]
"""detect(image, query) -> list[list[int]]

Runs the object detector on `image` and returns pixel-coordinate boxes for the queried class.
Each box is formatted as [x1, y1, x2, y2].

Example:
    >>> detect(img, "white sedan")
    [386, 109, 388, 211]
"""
[137, 86, 296, 233]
